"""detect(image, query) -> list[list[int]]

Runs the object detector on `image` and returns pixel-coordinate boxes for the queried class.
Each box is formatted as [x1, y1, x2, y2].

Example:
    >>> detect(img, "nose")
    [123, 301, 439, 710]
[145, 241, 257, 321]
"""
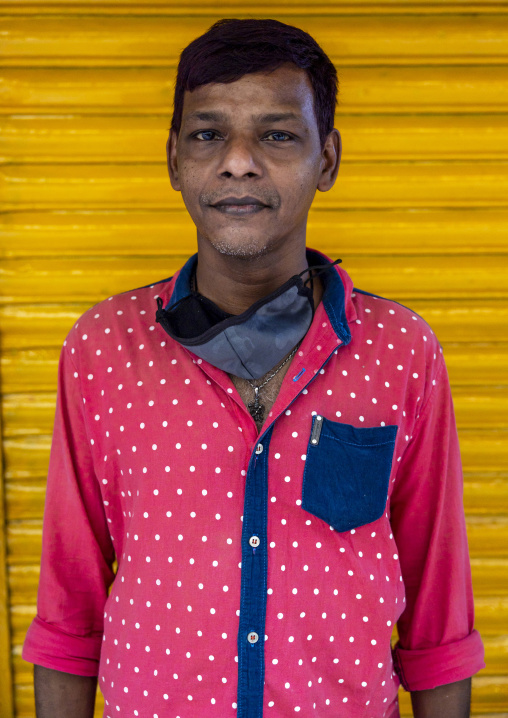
[216, 136, 263, 179]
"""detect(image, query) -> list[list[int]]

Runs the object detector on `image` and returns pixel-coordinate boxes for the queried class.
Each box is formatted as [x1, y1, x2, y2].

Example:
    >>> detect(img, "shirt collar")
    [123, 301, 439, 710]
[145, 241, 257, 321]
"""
[166, 248, 355, 346]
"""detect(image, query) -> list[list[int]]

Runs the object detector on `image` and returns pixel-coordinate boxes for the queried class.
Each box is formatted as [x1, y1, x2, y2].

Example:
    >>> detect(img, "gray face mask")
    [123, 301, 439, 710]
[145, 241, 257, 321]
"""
[155, 259, 341, 380]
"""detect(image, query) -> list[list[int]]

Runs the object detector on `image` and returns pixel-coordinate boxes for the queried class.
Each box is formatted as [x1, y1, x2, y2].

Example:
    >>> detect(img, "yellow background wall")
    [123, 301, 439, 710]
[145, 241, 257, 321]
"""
[1, 1, 507, 715]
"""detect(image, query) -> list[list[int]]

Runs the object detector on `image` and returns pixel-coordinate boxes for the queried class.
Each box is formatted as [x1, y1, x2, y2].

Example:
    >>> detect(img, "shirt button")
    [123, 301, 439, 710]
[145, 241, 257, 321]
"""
[255, 443, 264, 455]
[249, 536, 260, 548]
[247, 631, 259, 644]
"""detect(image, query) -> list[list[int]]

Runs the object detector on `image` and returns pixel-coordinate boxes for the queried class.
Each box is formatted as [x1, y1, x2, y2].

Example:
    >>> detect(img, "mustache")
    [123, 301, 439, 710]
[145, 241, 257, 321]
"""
[200, 190, 281, 209]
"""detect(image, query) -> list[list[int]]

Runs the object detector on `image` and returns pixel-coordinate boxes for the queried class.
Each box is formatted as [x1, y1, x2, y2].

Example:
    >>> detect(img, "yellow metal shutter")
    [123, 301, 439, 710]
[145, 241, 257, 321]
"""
[1, 2, 507, 716]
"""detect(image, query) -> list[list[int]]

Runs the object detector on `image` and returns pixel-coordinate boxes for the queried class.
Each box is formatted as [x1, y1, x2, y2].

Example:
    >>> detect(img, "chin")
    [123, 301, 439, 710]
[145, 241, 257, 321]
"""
[208, 234, 275, 260]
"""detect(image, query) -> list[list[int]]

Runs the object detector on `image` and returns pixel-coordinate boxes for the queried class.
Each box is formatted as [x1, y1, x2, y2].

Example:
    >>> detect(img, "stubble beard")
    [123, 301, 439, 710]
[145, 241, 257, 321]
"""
[212, 236, 271, 260]
[204, 224, 280, 260]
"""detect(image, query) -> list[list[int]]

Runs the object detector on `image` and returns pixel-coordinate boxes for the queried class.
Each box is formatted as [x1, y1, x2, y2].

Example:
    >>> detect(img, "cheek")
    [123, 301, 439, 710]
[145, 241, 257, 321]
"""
[178, 171, 208, 219]
[179, 164, 201, 195]
[281, 165, 320, 208]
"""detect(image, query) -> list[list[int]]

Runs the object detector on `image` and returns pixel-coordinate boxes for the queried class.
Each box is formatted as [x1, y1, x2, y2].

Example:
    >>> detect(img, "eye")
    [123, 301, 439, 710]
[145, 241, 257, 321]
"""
[265, 131, 293, 142]
[193, 130, 221, 141]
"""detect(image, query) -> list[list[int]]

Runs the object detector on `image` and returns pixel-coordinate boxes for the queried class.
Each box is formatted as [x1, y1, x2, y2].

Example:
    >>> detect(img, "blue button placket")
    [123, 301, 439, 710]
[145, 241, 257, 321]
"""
[237, 426, 274, 718]
[235, 257, 353, 716]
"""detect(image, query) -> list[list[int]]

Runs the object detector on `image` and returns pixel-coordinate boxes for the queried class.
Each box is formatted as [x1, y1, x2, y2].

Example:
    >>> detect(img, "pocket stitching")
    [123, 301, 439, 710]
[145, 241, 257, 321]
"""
[318, 432, 396, 449]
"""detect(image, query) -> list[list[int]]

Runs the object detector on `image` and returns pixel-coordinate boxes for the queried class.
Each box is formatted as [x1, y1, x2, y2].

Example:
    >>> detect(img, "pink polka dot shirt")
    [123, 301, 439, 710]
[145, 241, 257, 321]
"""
[23, 249, 484, 717]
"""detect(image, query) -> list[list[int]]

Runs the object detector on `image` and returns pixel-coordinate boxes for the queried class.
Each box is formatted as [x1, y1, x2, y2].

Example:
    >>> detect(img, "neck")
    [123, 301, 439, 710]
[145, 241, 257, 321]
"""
[195, 241, 322, 315]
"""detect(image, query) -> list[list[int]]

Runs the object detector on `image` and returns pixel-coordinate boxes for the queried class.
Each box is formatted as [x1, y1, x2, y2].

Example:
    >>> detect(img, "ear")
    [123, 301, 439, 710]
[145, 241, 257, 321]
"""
[316, 128, 342, 193]
[167, 129, 181, 191]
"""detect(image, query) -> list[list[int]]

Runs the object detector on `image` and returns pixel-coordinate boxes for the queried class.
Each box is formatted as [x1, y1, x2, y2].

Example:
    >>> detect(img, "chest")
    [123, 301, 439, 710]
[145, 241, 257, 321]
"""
[229, 362, 292, 433]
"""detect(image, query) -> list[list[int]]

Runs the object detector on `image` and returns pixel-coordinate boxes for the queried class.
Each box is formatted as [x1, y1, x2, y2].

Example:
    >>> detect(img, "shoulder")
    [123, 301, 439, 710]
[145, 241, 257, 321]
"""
[352, 287, 441, 352]
[62, 276, 175, 361]
[350, 287, 445, 401]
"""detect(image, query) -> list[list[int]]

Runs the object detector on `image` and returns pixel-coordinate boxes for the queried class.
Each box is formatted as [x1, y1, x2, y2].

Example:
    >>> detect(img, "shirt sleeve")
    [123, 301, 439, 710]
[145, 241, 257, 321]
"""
[22, 340, 116, 676]
[390, 352, 485, 692]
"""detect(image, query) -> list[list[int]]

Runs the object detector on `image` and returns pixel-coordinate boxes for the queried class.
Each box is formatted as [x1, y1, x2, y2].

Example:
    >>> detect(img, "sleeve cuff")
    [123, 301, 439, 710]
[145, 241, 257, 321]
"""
[22, 615, 102, 677]
[392, 630, 485, 691]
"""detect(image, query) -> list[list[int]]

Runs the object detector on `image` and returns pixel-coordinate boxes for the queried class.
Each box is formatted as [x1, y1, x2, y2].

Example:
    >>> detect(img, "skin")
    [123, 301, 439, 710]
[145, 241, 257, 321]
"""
[34, 62, 472, 717]
[411, 677, 472, 718]
[34, 665, 96, 717]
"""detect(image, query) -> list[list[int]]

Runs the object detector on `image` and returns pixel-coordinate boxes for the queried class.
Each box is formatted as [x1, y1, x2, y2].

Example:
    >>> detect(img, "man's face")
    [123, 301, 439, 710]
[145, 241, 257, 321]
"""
[167, 62, 341, 259]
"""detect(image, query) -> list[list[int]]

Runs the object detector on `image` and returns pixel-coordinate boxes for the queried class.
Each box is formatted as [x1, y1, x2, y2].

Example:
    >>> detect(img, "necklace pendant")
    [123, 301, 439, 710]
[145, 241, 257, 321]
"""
[248, 401, 265, 423]
[248, 386, 265, 424]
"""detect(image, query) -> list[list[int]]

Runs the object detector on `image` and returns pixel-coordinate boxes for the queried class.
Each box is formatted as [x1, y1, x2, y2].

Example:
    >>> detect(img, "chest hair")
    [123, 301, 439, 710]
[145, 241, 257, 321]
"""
[228, 360, 293, 434]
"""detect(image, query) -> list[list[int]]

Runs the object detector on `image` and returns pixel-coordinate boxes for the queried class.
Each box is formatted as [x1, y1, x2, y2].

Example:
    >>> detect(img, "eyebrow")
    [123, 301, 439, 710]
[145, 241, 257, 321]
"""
[184, 110, 305, 125]
[185, 111, 228, 124]
[252, 112, 304, 124]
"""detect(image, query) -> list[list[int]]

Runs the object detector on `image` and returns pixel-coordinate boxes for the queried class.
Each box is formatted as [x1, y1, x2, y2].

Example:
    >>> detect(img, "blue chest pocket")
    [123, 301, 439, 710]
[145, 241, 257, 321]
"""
[302, 415, 398, 533]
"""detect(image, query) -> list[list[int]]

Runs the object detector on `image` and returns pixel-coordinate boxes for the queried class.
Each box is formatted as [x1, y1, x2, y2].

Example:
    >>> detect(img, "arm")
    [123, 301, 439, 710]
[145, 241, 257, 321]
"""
[411, 677, 471, 718]
[34, 665, 97, 718]
[23, 340, 115, 677]
[390, 352, 484, 694]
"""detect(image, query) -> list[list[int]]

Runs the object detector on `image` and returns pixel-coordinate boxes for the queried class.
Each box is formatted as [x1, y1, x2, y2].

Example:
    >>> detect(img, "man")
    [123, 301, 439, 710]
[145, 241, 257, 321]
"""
[23, 18, 484, 718]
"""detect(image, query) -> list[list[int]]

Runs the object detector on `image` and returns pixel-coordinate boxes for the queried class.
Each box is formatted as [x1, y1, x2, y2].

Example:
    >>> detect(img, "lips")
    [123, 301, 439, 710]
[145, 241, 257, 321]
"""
[211, 196, 270, 216]
[212, 196, 268, 207]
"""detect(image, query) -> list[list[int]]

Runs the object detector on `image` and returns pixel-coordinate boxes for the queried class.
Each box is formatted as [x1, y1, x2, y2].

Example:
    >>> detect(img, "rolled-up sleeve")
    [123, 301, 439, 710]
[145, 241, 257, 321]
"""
[390, 352, 485, 691]
[22, 340, 115, 676]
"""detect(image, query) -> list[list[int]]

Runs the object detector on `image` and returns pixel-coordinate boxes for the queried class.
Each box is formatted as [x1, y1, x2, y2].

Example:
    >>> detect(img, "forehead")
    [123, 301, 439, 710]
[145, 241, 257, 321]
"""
[181, 64, 316, 124]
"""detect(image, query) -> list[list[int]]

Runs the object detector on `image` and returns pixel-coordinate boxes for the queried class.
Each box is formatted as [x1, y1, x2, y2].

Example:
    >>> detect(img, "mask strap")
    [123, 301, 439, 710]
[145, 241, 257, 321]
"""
[299, 258, 342, 288]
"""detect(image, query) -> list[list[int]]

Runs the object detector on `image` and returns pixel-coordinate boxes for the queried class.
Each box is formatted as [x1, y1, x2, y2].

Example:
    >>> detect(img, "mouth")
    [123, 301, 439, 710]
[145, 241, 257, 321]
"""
[210, 196, 271, 216]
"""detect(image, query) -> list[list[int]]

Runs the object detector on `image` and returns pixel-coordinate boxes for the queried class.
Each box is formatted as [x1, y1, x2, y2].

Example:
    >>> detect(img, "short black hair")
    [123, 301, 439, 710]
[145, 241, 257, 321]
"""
[171, 18, 338, 149]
